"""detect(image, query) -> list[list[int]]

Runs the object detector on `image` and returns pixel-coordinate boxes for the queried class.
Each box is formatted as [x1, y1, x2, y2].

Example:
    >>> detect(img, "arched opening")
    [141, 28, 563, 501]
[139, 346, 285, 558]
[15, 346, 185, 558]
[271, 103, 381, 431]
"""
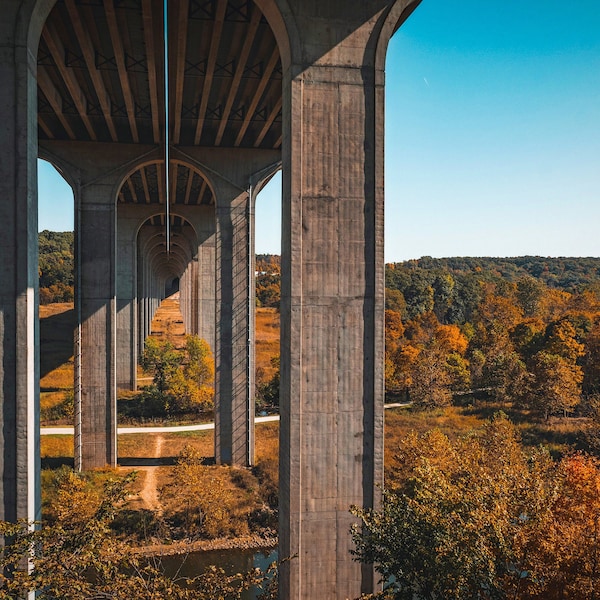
[254, 170, 281, 416]
[165, 276, 180, 296]
[38, 158, 76, 467]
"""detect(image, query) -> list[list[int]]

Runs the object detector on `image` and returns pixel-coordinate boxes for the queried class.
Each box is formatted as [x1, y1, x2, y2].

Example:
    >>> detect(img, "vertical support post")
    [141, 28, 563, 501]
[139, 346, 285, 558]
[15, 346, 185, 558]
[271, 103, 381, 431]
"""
[215, 192, 255, 466]
[278, 17, 387, 599]
[116, 208, 138, 391]
[74, 180, 117, 470]
[0, 6, 41, 525]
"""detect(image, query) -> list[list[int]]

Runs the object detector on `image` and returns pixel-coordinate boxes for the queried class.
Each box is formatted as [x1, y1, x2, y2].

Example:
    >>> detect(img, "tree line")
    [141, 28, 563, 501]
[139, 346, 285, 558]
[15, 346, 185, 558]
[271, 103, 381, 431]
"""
[39, 230, 73, 304]
[384, 260, 600, 419]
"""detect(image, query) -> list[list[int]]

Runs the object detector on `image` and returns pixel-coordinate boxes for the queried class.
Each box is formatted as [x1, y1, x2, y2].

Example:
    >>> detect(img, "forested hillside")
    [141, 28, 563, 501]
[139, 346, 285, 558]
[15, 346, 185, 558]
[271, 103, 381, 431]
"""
[384, 257, 600, 420]
[257, 254, 600, 421]
[39, 230, 73, 304]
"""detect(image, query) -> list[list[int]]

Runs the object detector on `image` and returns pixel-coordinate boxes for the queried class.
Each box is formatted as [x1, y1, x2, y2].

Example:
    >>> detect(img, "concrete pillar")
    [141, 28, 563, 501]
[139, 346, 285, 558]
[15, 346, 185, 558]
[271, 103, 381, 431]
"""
[74, 177, 118, 470]
[269, 2, 421, 597]
[116, 208, 139, 390]
[176, 204, 216, 350]
[214, 191, 255, 466]
[197, 213, 217, 349]
[172, 147, 278, 466]
[0, 0, 45, 525]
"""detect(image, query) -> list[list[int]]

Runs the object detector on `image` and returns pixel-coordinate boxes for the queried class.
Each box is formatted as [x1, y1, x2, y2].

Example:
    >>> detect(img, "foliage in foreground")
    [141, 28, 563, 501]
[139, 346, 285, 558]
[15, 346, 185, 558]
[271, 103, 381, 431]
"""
[351, 414, 600, 600]
[0, 469, 277, 600]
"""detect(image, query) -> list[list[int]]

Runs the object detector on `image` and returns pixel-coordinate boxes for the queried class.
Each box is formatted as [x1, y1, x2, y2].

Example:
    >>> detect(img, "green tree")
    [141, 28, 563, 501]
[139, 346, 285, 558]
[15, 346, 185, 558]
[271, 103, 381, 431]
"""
[140, 335, 214, 415]
[516, 276, 545, 317]
[529, 351, 582, 419]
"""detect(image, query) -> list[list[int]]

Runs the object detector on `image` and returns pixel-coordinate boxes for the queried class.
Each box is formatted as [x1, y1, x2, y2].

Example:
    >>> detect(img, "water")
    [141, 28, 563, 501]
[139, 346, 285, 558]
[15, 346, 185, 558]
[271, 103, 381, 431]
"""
[156, 547, 278, 599]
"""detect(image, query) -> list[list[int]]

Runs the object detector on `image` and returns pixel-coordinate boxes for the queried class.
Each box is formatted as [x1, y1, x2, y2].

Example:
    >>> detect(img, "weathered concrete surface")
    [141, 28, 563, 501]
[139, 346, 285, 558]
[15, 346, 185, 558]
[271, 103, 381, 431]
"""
[0, 0, 45, 526]
[117, 207, 139, 391]
[177, 147, 279, 467]
[76, 177, 118, 469]
[265, 1, 421, 597]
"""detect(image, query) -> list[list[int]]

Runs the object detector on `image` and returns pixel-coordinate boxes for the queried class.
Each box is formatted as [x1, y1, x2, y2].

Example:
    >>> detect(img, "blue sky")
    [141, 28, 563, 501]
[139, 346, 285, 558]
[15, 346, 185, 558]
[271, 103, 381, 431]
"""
[38, 0, 600, 261]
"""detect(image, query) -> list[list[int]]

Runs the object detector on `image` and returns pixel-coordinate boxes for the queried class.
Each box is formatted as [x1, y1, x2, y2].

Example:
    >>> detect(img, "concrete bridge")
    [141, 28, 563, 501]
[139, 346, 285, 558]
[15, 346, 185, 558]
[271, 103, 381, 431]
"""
[0, 1, 421, 597]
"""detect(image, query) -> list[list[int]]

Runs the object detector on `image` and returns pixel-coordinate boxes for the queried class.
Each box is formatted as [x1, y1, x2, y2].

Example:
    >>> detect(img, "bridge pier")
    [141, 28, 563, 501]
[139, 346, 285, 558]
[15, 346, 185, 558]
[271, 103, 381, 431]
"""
[0, 0, 43, 526]
[74, 174, 118, 469]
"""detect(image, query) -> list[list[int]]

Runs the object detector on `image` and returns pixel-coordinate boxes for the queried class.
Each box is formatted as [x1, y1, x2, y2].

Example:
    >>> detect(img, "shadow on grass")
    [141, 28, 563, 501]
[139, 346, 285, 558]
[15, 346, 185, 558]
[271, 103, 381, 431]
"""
[41, 457, 74, 469]
[118, 456, 215, 467]
[39, 308, 74, 378]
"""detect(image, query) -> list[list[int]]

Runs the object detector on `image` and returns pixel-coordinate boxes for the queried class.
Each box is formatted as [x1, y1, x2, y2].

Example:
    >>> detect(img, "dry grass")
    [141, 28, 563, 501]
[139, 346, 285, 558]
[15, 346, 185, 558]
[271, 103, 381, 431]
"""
[40, 390, 68, 411]
[118, 431, 214, 461]
[40, 362, 73, 389]
[39, 302, 74, 319]
[256, 308, 280, 383]
[41, 435, 74, 459]
[148, 295, 186, 348]
[158, 461, 266, 539]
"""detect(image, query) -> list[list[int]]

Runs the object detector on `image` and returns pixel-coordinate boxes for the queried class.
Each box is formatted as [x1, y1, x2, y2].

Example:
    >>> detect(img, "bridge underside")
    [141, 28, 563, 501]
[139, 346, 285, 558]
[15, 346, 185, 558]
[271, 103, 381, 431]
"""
[0, 0, 421, 597]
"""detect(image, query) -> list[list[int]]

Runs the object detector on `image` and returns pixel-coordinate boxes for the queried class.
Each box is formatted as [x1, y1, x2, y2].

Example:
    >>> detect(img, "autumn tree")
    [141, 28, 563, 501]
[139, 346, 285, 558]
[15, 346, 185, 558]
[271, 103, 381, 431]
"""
[389, 312, 470, 406]
[513, 453, 600, 600]
[0, 468, 272, 599]
[583, 322, 600, 394]
[351, 415, 554, 600]
[140, 335, 214, 415]
[525, 319, 584, 419]
[255, 255, 281, 308]
[351, 415, 600, 600]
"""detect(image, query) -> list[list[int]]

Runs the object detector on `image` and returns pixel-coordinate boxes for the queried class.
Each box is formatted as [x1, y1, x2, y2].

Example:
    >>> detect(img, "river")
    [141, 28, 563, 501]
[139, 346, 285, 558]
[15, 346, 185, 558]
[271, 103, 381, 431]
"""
[157, 548, 278, 599]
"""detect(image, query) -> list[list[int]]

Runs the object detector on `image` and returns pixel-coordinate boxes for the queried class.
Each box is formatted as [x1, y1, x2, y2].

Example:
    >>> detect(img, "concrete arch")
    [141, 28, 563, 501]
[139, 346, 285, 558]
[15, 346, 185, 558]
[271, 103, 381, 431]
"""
[115, 158, 217, 207]
[135, 212, 200, 251]
[253, 0, 294, 72]
[18, 0, 56, 53]
[374, 0, 423, 70]
[37, 152, 78, 193]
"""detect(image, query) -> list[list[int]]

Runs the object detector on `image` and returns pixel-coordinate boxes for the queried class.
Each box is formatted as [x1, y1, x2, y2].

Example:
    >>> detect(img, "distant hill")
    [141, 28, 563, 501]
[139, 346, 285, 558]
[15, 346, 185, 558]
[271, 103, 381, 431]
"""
[387, 256, 600, 291]
[39, 230, 74, 304]
[385, 256, 600, 325]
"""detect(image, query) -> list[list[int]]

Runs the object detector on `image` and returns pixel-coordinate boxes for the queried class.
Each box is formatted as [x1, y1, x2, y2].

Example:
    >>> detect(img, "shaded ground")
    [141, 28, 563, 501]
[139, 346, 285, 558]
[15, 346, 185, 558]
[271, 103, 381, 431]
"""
[39, 302, 74, 380]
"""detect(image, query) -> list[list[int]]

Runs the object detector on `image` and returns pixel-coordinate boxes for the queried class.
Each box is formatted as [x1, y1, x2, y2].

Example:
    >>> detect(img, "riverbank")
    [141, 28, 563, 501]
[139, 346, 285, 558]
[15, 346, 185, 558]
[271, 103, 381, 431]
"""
[134, 533, 278, 557]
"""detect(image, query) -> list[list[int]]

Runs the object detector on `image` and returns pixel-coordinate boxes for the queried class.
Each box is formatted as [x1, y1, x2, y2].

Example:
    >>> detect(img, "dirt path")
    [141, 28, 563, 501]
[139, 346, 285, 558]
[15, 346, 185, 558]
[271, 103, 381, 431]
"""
[138, 435, 164, 514]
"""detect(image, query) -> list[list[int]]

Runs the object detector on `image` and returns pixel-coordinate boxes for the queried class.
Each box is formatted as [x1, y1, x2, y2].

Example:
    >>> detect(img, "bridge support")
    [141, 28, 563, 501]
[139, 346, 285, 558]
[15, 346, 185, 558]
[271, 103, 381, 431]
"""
[215, 194, 255, 465]
[74, 176, 118, 469]
[0, 0, 43, 526]
[267, 1, 421, 597]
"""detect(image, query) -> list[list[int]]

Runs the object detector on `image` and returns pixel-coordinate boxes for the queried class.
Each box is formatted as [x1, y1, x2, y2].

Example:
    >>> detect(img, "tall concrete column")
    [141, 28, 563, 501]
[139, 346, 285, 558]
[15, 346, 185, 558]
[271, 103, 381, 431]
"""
[172, 147, 278, 466]
[0, 0, 44, 525]
[176, 204, 216, 350]
[215, 191, 255, 466]
[74, 178, 118, 470]
[116, 207, 139, 391]
[271, 2, 420, 596]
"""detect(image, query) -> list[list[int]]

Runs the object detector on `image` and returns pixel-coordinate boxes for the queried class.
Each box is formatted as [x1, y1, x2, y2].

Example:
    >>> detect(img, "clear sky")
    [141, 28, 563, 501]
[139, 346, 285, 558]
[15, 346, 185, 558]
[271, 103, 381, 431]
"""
[38, 0, 600, 261]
